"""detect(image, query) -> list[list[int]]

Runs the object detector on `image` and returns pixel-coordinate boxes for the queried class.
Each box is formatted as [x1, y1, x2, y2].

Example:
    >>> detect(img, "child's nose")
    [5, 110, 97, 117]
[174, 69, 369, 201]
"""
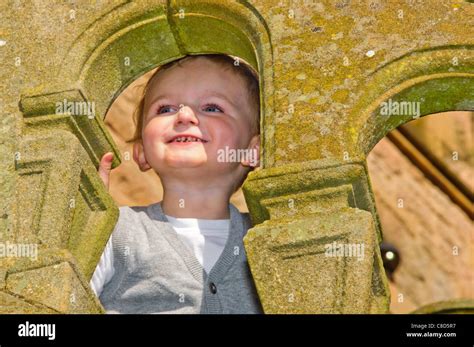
[176, 104, 199, 124]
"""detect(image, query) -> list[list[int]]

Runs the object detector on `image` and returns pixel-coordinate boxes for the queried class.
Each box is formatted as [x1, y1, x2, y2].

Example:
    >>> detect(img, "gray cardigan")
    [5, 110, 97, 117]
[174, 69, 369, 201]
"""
[99, 201, 263, 314]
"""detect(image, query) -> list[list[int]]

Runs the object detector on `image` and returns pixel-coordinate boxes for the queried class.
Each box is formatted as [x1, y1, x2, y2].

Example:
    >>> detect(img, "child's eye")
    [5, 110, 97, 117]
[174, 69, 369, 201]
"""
[203, 103, 223, 113]
[157, 105, 175, 114]
[156, 103, 223, 115]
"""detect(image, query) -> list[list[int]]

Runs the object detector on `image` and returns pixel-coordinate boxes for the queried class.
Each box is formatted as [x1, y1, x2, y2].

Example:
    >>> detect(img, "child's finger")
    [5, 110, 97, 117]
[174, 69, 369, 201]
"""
[98, 152, 113, 189]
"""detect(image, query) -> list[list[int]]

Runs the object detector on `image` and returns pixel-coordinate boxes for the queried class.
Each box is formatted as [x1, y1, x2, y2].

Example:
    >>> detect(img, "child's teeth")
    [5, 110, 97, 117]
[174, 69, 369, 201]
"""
[173, 137, 204, 142]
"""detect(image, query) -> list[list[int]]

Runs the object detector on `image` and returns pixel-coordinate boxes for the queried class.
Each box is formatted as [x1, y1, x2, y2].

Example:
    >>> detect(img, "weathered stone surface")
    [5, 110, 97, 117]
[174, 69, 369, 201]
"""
[242, 158, 390, 313]
[244, 208, 387, 313]
[1, 249, 104, 313]
[7, 262, 101, 313]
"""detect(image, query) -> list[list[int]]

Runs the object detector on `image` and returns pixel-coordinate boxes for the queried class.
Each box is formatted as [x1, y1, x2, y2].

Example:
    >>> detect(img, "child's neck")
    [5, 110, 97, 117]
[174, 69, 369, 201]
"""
[161, 186, 232, 220]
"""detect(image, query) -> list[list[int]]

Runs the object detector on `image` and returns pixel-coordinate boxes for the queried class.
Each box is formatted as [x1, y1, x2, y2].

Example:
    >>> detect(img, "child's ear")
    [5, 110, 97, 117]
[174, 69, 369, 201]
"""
[241, 134, 260, 168]
[133, 142, 152, 172]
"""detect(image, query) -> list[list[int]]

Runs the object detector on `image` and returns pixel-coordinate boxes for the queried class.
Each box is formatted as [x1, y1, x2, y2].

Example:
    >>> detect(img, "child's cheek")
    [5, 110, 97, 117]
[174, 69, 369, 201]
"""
[212, 119, 240, 148]
[142, 119, 165, 146]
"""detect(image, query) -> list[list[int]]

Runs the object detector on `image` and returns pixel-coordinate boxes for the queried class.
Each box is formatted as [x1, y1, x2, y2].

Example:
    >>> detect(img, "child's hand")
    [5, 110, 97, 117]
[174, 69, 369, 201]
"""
[98, 152, 114, 190]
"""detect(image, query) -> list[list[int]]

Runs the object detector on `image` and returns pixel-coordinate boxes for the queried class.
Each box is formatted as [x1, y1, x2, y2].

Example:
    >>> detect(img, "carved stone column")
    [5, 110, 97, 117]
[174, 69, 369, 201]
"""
[243, 159, 389, 313]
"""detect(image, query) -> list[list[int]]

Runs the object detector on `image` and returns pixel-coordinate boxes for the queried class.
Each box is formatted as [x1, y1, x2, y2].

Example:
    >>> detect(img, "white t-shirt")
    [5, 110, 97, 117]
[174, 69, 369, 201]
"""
[89, 214, 230, 297]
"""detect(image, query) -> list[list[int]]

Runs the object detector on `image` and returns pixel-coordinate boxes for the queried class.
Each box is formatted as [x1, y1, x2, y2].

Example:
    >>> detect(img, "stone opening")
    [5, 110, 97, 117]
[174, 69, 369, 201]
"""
[367, 111, 473, 313]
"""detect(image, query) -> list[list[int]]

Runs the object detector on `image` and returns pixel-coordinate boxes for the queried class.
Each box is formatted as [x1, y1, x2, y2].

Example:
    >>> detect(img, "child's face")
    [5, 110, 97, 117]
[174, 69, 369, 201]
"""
[134, 57, 259, 187]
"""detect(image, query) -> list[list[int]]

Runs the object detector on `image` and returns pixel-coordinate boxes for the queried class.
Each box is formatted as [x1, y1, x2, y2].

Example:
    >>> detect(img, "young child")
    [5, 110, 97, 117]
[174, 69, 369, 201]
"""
[90, 54, 263, 314]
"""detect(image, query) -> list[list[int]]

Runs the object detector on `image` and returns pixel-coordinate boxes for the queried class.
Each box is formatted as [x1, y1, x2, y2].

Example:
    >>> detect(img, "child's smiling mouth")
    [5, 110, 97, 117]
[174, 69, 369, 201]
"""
[167, 134, 209, 144]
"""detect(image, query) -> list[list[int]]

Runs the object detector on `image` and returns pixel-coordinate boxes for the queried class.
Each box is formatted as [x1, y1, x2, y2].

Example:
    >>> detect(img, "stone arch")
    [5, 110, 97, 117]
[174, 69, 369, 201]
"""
[355, 45, 473, 155]
[21, 1, 274, 168]
[355, 46, 473, 313]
